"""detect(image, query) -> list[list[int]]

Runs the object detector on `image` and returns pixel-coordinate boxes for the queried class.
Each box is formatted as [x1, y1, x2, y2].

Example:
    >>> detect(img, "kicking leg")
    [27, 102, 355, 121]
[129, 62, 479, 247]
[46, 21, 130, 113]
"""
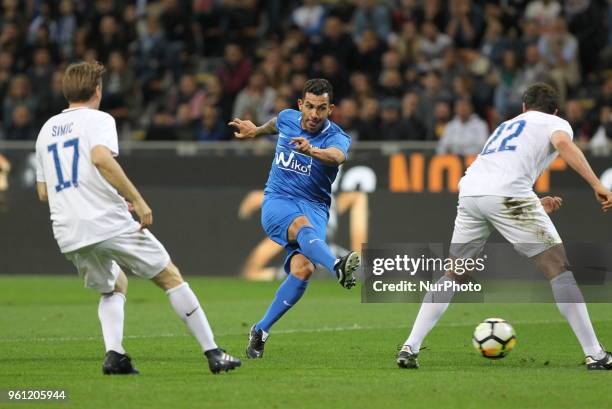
[289, 216, 359, 288]
[247, 254, 312, 358]
[153, 262, 241, 373]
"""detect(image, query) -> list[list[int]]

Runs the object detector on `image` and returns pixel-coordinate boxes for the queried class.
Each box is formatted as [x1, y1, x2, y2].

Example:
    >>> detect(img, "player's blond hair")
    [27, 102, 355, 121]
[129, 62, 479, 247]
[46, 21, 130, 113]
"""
[62, 61, 105, 103]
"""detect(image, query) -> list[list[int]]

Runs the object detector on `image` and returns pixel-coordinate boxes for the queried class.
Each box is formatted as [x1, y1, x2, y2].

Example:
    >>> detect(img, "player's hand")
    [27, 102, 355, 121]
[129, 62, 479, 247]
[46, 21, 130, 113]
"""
[540, 196, 563, 214]
[228, 118, 257, 138]
[594, 185, 612, 212]
[133, 198, 153, 229]
[291, 137, 311, 154]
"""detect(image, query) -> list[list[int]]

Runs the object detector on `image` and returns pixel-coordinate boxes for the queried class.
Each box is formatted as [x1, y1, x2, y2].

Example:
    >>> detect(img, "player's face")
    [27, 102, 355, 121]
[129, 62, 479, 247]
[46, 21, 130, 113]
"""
[298, 92, 334, 133]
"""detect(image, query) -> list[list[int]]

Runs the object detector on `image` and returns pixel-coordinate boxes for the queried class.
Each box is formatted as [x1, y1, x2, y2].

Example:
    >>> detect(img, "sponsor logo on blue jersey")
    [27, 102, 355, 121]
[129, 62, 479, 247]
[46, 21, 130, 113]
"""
[274, 147, 312, 176]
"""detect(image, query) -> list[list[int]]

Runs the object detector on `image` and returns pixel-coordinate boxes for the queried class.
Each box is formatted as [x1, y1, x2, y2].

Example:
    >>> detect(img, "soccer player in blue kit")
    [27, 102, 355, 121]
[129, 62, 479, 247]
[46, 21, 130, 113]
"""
[229, 79, 361, 358]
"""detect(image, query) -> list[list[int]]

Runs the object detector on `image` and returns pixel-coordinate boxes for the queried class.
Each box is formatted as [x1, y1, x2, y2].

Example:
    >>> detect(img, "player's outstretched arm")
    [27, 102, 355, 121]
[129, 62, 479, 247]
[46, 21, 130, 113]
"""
[291, 137, 346, 166]
[229, 117, 277, 139]
[91, 145, 153, 228]
[551, 131, 612, 211]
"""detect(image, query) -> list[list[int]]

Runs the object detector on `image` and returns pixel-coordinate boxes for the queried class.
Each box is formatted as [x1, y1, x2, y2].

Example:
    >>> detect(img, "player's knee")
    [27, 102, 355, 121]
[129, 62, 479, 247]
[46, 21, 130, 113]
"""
[114, 271, 128, 294]
[152, 261, 185, 290]
[287, 216, 311, 241]
[290, 255, 315, 280]
[533, 245, 569, 280]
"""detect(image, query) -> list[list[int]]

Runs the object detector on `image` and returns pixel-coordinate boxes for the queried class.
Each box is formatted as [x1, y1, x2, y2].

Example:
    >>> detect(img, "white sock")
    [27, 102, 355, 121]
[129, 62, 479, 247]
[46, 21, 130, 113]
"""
[551, 271, 604, 359]
[404, 276, 454, 353]
[98, 292, 126, 354]
[166, 282, 217, 352]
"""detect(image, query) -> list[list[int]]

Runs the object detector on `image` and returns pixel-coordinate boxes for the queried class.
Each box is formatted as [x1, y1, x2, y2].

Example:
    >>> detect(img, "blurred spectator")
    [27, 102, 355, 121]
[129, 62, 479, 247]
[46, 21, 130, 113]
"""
[446, 0, 484, 48]
[94, 15, 124, 64]
[232, 71, 276, 125]
[565, 99, 590, 141]
[417, 70, 452, 134]
[6, 105, 36, 140]
[39, 70, 67, 120]
[354, 30, 386, 79]
[565, 0, 606, 76]
[538, 17, 579, 103]
[480, 19, 510, 66]
[350, 72, 374, 104]
[418, 21, 452, 62]
[56, 0, 78, 58]
[292, 0, 326, 37]
[133, 16, 167, 102]
[437, 98, 488, 154]
[395, 21, 419, 64]
[101, 51, 136, 125]
[525, 0, 561, 27]
[379, 98, 404, 140]
[493, 50, 522, 120]
[429, 100, 452, 140]
[358, 97, 380, 140]
[353, 0, 391, 42]
[313, 16, 356, 69]
[217, 43, 253, 100]
[378, 69, 404, 99]
[170, 74, 207, 120]
[3, 75, 37, 132]
[334, 98, 362, 140]
[317, 55, 350, 101]
[401, 92, 427, 140]
[219, 0, 260, 43]
[27, 48, 54, 100]
[514, 45, 549, 92]
[198, 105, 228, 141]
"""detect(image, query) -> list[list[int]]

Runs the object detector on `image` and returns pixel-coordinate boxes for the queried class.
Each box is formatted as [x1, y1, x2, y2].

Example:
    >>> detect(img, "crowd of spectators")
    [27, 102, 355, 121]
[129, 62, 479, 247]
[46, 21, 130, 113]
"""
[0, 0, 610, 154]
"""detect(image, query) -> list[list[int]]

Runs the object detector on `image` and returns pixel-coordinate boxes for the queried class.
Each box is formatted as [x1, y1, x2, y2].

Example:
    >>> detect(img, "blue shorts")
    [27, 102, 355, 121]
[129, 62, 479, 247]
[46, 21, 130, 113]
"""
[261, 194, 329, 273]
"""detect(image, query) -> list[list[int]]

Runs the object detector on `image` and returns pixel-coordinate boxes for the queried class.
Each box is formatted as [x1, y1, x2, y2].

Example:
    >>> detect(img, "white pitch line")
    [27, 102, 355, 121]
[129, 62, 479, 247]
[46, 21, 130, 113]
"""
[2, 318, 612, 344]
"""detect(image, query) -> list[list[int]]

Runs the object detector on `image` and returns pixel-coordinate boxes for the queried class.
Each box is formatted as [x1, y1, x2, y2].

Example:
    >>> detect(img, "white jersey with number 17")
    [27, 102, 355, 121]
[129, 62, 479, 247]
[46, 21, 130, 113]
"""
[459, 110, 574, 198]
[35, 107, 139, 253]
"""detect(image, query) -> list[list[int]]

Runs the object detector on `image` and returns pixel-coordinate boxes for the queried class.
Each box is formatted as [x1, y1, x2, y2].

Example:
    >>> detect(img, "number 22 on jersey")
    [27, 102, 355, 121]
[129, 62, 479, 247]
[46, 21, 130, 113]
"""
[481, 120, 526, 155]
[47, 138, 79, 192]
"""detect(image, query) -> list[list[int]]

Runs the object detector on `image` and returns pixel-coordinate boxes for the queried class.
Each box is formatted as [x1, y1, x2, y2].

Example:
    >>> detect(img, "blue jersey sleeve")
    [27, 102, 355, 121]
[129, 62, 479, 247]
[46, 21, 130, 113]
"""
[277, 109, 296, 129]
[323, 130, 351, 160]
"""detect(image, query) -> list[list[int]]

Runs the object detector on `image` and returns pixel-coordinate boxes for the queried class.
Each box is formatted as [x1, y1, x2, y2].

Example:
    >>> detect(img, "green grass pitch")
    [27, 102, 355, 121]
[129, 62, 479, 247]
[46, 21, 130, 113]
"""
[1, 275, 612, 409]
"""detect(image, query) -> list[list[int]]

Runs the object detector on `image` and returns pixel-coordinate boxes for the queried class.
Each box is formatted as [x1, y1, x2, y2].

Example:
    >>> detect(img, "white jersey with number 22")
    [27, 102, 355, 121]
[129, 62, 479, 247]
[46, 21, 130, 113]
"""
[459, 110, 573, 198]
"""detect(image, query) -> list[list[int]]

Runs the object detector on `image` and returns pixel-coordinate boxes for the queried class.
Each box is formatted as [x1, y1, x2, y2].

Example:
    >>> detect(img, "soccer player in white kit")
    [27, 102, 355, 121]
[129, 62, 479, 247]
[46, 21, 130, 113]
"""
[396, 83, 612, 370]
[35, 61, 241, 374]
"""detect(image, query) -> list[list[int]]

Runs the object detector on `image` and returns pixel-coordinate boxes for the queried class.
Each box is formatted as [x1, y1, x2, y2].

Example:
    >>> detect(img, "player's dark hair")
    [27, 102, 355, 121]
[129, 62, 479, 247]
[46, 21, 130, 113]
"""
[523, 82, 559, 114]
[303, 78, 333, 103]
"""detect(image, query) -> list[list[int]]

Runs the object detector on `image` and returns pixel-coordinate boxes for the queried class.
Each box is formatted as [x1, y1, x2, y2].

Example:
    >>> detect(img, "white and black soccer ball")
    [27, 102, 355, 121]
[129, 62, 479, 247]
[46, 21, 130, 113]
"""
[472, 318, 517, 359]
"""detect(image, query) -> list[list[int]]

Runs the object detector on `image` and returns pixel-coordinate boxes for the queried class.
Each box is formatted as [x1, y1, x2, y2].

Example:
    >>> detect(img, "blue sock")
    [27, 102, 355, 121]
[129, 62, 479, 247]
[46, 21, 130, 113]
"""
[295, 226, 338, 274]
[255, 274, 308, 332]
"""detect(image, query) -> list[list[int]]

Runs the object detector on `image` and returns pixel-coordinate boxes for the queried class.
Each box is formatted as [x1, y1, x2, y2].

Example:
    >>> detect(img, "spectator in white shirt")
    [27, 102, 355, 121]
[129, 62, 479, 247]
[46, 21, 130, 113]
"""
[437, 98, 489, 155]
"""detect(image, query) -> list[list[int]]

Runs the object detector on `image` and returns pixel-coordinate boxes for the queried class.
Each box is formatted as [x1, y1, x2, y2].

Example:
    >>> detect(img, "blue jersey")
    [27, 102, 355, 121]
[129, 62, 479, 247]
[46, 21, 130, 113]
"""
[264, 109, 351, 208]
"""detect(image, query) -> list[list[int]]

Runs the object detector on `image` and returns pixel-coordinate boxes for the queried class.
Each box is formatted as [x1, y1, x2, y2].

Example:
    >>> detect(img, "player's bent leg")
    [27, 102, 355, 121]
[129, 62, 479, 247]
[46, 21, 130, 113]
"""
[247, 254, 312, 359]
[153, 262, 241, 373]
[531, 245, 610, 369]
[289, 216, 359, 289]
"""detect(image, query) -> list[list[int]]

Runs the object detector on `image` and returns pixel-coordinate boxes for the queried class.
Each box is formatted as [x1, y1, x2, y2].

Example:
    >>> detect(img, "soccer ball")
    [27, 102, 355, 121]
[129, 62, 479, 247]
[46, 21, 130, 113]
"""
[472, 318, 517, 359]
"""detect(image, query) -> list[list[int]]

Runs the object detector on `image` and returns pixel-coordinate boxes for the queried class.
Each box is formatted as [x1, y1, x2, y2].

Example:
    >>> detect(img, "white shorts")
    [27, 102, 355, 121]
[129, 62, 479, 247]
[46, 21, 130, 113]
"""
[451, 196, 562, 258]
[64, 229, 171, 293]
